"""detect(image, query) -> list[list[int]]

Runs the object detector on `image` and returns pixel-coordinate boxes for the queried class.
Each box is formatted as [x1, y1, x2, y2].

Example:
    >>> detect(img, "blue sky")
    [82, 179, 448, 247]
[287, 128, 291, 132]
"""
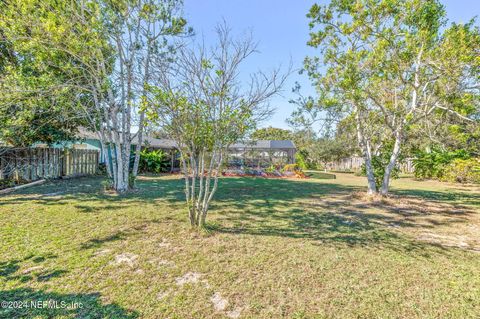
[183, 0, 480, 130]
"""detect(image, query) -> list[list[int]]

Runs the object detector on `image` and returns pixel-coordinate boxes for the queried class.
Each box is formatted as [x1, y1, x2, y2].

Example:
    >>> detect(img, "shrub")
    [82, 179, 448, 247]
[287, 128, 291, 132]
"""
[97, 163, 107, 175]
[264, 165, 276, 174]
[440, 158, 480, 183]
[413, 149, 469, 179]
[283, 163, 298, 172]
[295, 152, 308, 170]
[139, 149, 170, 173]
[0, 178, 16, 190]
[101, 179, 114, 191]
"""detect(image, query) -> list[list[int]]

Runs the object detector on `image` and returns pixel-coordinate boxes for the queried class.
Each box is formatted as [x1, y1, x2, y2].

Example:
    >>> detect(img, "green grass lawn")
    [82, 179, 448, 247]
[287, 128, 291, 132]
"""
[1, 173, 479, 318]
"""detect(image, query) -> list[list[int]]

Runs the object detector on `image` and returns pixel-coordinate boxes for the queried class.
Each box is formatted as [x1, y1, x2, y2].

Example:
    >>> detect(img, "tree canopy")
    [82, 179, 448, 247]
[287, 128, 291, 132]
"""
[251, 127, 293, 140]
[0, 0, 190, 192]
[294, 0, 480, 194]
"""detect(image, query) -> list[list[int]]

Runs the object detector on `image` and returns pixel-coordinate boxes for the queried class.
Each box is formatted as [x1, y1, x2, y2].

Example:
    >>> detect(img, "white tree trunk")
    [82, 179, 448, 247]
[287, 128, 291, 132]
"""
[363, 143, 377, 195]
[355, 106, 377, 194]
[179, 147, 224, 228]
[380, 131, 402, 195]
[132, 112, 145, 178]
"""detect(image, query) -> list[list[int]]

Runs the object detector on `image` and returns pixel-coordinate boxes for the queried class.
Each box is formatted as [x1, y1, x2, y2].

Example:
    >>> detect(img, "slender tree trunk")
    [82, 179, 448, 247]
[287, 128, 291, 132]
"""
[101, 143, 112, 179]
[354, 106, 377, 194]
[180, 148, 224, 229]
[363, 145, 377, 194]
[132, 36, 152, 179]
[380, 131, 402, 195]
[132, 111, 145, 178]
[181, 156, 196, 226]
[113, 134, 128, 193]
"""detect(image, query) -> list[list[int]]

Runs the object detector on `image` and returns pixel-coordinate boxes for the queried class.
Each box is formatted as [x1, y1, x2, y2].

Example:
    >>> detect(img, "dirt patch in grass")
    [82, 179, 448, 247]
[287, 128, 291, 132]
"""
[113, 253, 138, 268]
[342, 191, 480, 251]
[210, 292, 228, 311]
[175, 272, 203, 286]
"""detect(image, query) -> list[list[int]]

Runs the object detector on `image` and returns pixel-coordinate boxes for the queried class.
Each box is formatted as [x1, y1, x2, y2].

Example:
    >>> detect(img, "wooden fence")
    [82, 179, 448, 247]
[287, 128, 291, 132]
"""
[326, 156, 415, 173]
[0, 147, 99, 181]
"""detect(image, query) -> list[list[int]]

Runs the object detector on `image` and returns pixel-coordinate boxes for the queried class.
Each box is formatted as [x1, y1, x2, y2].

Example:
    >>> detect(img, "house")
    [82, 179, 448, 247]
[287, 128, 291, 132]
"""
[40, 128, 297, 167]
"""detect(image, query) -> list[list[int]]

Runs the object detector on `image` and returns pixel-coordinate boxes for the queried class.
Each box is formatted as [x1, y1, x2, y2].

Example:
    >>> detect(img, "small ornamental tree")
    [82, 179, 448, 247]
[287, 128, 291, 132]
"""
[149, 24, 288, 227]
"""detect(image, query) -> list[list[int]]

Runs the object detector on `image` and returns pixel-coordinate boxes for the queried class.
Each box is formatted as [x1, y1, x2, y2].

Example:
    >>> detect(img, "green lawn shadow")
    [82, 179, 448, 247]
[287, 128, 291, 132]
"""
[2, 176, 476, 257]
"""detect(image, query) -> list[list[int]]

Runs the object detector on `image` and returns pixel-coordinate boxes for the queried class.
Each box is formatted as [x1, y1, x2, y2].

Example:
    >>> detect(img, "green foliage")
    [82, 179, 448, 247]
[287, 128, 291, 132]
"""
[251, 127, 292, 140]
[0, 0, 105, 146]
[97, 163, 107, 176]
[441, 158, 480, 184]
[283, 164, 298, 172]
[139, 149, 169, 173]
[286, 127, 356, 171]
[128, 173, 136, 189]
[0, 107, 81, 146]
[0, 0, 190, 149]
[310, 138, 352, 167]
[413, 149, 470, 179]
[298, 0, 480, 194]
[100, 179, 114, 191]
[264, 165, 277, 174]
[295, 151, 309, 170]
[0, 178, 16, 190]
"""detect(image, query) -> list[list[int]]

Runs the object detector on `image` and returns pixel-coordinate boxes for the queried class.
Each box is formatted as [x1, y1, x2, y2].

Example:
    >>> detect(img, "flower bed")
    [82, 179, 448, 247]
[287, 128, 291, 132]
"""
[222, 165, 307, 179]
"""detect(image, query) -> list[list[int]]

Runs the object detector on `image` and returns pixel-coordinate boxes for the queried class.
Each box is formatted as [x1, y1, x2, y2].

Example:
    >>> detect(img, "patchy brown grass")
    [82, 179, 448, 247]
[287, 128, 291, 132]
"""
[340, 190, 480, 251]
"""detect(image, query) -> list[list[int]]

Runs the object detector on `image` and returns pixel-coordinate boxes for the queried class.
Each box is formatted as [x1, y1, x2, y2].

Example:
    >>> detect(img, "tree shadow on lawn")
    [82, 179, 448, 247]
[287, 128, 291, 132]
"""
[393, 188, 480, 208]
[0, 176, 181, 209]
[0, 288, 138, 319]
[3, 175, 477, 210]
[1, 254, 66, 284]
[0, 255, 138, 318]
[205, 178, 478, 256]
[2, 176, 477, 255]
[79, 222, 154, 250]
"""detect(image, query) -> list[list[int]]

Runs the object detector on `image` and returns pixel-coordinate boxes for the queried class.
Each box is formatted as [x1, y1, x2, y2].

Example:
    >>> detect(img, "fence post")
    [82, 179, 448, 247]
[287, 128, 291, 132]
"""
[0, 151, 4, 179]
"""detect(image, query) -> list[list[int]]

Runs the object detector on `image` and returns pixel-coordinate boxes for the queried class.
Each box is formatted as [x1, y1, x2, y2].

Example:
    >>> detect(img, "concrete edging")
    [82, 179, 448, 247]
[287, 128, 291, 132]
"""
[0, 179, 46, 195]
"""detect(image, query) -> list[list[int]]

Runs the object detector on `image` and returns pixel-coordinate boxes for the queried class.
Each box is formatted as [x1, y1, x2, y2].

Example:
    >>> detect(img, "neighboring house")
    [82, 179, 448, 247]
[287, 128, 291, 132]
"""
[35, 128, 297, 167]
[228, 140, 297, 166]
[32, 128, 105, 160]
[32, 128, 175, 164]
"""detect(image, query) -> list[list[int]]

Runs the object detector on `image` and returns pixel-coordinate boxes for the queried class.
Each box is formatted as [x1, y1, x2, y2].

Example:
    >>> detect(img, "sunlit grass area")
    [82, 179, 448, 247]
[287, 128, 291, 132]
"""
[1, 173, 479, 318]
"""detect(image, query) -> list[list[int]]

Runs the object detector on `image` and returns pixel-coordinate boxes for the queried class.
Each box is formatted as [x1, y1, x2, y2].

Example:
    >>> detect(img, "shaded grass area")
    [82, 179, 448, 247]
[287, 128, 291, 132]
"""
[0, 173, 479, 318]
[305, 171, 337, 179]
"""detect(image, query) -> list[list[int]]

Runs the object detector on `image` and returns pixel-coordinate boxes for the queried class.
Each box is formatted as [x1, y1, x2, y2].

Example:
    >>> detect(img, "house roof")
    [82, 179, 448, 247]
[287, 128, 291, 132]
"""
[230, 140, 296, 150]
[77, 128, 176, 148]
[76, 128, 295, 150]
[136, 136, 177, 149]
[77, 127, 100, 140]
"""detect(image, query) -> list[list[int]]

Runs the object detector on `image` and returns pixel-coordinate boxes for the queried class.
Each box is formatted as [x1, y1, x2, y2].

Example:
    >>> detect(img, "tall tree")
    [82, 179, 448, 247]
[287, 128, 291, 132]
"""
[150, 24, 288, 228]
[0, 15, 88, 146]
[0, 0, 190, 192]
[297, 0, 480, 195]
